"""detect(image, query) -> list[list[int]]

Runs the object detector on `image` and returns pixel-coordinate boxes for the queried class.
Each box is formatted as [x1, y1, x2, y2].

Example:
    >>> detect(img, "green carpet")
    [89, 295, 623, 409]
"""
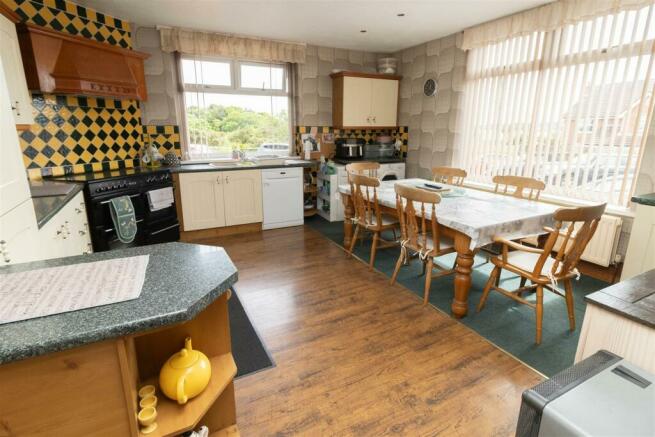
[305, 216, 610, 376]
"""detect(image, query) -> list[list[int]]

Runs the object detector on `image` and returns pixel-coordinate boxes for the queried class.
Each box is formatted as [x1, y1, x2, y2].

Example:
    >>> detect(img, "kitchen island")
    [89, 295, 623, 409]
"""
[0, 242, 240, 436]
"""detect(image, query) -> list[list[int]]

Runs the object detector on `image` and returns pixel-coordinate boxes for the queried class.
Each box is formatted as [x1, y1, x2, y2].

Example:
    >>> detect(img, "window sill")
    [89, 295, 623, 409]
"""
[462, 180, 636, 219]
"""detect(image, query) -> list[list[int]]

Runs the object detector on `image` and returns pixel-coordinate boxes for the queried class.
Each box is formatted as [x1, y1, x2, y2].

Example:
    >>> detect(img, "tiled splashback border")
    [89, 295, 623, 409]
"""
[5, 0, 132, 48]
[21, 94, 143, 178]
[6, 0, 182, 179]
[295, 126, 408, 157]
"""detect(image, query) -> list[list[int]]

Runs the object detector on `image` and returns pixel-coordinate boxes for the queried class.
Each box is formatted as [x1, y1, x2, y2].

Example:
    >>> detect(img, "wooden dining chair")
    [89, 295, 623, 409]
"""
[346, 161, 380, 178]
[347, 173, 399, 270]
[493, 175, 545, 200]
[390, 184, 456, 305]
[476, 203, 607, 344]
[432, 166, 467, 186]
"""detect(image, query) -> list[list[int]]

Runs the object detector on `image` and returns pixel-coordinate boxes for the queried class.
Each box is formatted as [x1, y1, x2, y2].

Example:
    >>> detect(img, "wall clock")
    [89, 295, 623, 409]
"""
[423, 78, 438, 97]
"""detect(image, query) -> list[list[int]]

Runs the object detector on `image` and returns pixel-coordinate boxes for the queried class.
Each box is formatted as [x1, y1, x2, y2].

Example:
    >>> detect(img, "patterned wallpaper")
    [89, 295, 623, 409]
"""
[3, 0, 181, 179]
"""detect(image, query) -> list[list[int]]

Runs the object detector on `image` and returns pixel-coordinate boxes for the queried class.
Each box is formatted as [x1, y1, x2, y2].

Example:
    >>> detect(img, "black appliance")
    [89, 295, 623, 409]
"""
[335, 138, 364, 159]
[56, 168, 180, 252]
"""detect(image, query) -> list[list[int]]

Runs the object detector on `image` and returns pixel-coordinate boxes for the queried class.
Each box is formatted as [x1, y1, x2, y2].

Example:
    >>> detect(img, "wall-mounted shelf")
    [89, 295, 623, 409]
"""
[140, 353, 237, 437]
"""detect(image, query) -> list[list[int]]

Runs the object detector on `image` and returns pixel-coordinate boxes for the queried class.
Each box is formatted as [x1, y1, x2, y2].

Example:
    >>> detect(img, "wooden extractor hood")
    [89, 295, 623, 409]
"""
[16, 23, 149, 100]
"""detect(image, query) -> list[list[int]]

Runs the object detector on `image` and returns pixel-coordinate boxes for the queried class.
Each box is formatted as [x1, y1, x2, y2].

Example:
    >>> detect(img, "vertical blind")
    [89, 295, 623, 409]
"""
[457, 3, 655, 207]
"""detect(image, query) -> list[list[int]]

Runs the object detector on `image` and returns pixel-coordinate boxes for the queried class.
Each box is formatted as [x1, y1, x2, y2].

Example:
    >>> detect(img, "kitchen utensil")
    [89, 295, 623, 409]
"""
[139, 395, 158, 409]
[137, 407, 158, 434]
[377, 57, 398, 74]
[335, 138, 364, 159]
[363, 143, 395, 160]
[163, 152, 180, 166]
[159, 337, 211, 405]
[138, 385, 156, 399]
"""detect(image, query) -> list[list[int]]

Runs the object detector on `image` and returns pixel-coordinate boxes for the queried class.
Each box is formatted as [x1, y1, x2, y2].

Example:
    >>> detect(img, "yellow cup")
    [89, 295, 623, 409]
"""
[137, 407, 157, 427]
[138, 385, 156, 399]
[139, 395, 158, 409]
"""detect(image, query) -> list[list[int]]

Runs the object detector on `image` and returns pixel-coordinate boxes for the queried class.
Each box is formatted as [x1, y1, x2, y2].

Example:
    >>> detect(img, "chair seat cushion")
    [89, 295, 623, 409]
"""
[405, 235, 454, 256]
[501, 251, 557, 277]
[366, 214, 399, 227]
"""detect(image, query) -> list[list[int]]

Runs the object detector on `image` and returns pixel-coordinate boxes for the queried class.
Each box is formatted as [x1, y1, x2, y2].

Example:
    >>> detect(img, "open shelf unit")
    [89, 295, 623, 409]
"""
[139, 354, 237, 437]
[127, 292, 238, 437]
[303, 162, 318, 217]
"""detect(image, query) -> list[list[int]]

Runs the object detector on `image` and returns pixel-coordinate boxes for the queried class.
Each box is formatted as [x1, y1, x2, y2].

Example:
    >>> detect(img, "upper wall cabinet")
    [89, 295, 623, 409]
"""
[16, 23, 150, 100]
[331, 71, 401, 129]
[0, 9, 34, 127]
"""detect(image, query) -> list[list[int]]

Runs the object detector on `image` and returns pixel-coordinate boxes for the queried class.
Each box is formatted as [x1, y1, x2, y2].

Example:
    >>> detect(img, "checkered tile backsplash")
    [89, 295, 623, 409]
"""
[5, 0, 181, 178]
[295, 126, 408, 157]
[21, 94, 143, 178]
[4, 0, 132, 48]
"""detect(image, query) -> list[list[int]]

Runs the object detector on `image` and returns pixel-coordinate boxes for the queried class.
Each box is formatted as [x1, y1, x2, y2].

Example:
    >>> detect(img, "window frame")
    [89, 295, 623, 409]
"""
[179, 55, 293, 160]
[457, 6, 655, 210]
[181, 56, 290, 97]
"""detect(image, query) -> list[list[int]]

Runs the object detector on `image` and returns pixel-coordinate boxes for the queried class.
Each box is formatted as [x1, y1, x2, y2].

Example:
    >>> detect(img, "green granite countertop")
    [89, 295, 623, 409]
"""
[0, 242, 238, 364]
[170, 159, 315, 173]
[29, 180, 84, 228]
[632, 193, 655, 207]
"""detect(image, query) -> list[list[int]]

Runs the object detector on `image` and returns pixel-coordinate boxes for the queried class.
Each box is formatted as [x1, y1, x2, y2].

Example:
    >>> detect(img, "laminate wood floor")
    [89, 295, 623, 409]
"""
[197, 226, 543, 436]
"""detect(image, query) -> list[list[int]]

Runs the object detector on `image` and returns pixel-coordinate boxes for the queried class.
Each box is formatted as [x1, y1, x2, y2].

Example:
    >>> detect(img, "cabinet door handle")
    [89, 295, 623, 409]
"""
[216, 176, 221, 184]
[12, 101, 20, 115]
[75, 208, 83, 214]
[79, 230, 86, 235]
[225, 175, 230, 184]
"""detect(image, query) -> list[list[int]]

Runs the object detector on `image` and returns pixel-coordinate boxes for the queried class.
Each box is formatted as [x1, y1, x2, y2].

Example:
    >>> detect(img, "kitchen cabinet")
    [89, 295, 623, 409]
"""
[224, 169, 263, 226]
[178, 172, 227, 231]
[178, 169, 262, 231]
[621, 199, 655, 280]
[0, 48, 31, 217]
[0, 199, 38, 265]
[39, 191, 92, 260]
[331, 71, 401, 129]
[262, 168, 303, 229]
[0, 12, 33, 126]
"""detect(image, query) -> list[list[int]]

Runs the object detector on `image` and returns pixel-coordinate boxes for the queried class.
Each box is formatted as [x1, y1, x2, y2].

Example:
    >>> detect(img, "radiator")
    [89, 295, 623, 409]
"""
[523, 214, 622, 267]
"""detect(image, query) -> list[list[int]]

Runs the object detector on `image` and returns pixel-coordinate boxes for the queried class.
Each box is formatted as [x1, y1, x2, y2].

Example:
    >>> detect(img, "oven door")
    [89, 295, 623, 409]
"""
[88, 193, 147, 252]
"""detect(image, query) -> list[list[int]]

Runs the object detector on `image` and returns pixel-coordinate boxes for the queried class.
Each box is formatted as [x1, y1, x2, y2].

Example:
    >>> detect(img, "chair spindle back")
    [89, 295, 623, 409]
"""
[394, 184, 444, 255]
[493, 175, 545, 200]
[533, 203, 607, 278]
[432, 166, 467, 186]
[350, 173, 382, 228]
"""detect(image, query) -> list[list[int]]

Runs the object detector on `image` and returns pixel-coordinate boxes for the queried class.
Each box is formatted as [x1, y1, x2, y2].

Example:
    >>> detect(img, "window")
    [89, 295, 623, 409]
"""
[181, 57, 291, 160]
[457, 3, 655, 207]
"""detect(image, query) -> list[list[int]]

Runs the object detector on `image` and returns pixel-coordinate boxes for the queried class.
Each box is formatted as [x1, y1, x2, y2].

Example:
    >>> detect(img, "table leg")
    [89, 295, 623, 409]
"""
[342, 193, 354, 248]
[452, 234, 474, 318]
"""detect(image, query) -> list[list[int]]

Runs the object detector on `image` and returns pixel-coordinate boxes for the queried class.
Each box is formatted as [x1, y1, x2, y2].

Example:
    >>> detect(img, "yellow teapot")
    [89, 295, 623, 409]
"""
[159, 337, 211, 405]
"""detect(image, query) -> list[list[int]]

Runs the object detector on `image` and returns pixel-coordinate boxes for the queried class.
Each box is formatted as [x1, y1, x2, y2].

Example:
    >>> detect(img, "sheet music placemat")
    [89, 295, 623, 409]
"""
[0, 255, 149, 325]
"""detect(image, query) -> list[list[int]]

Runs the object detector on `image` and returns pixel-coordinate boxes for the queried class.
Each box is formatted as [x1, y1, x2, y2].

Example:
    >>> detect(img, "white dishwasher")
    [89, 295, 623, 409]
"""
[261, 167, 304, 230]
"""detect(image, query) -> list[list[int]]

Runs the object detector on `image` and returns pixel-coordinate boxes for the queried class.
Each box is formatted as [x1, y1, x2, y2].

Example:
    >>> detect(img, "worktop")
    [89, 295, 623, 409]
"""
[29, 179, 84, 228]
[631, 192, 655, 207]
[576, 269, 655, 374]
[0, 242, 237, 364]
[170, 159, 315, 173]
[585, 269, 655, 329]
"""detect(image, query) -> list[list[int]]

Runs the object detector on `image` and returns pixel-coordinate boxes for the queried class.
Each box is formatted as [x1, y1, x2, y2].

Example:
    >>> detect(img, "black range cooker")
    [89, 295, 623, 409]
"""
[52, 167, 179, 252]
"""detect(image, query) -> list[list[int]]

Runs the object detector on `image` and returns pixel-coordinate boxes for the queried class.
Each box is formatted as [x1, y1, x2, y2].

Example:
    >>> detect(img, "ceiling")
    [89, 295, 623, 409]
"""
[78, 0, 552, 53]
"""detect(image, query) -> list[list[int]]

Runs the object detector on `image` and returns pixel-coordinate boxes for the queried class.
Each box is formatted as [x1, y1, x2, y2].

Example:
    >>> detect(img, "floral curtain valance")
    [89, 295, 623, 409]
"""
[461, 0, 655, 50]
[159, 26, 306, 64]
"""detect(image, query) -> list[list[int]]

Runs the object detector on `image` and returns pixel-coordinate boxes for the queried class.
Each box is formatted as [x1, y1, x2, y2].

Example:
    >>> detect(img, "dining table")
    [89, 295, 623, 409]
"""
[339, 178, 559, 318]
